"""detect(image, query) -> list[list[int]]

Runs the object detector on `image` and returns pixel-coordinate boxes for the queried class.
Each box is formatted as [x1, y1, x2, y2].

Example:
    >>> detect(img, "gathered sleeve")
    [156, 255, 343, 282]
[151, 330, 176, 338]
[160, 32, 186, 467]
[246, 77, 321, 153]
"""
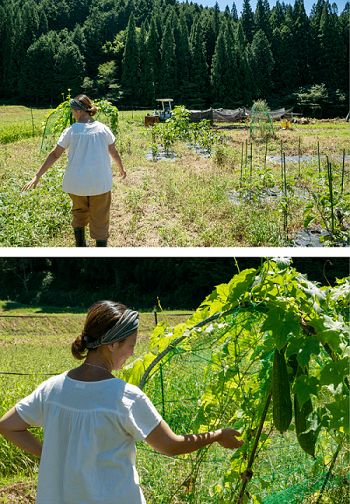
[15, 381, 46, 428]
[122, 387, 162, 442]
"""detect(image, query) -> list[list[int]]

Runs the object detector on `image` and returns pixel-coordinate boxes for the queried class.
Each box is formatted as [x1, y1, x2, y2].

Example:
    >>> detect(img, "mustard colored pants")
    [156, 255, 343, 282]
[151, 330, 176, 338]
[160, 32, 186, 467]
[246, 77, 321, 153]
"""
[68, 191, 111, 240]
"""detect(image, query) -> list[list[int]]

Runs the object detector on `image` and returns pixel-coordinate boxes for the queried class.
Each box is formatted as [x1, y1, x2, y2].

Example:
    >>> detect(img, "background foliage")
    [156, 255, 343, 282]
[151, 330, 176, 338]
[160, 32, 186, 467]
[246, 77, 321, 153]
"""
[0, 0, 348, 116]
[0, 257, 348, 309]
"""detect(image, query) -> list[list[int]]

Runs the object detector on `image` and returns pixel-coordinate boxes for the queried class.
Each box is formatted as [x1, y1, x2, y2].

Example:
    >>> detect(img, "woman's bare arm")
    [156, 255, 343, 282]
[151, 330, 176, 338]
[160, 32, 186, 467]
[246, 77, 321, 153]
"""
[0, 407, 42, 458]
[22, 144, 65, 191]
[108, 143, 126, 179]
[145, 419, 243, 457]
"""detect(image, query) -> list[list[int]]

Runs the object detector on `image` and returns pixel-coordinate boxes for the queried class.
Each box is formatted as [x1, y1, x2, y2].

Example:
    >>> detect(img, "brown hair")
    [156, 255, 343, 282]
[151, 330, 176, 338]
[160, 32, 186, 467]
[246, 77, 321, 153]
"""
[71, 301, 128, 360]
[74, 94, 98, 116]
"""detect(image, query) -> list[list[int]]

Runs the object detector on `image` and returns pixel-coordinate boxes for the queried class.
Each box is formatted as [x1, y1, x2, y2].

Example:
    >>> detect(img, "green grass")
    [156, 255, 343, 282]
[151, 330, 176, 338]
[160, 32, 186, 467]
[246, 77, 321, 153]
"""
[0, 106, 50, 144]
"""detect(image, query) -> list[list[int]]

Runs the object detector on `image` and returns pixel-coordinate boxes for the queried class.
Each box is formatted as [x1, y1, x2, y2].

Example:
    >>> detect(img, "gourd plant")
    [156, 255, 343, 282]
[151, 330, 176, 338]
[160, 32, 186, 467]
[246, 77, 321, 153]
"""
[40, 92, 119, 154]
[123, 258, 349, 503]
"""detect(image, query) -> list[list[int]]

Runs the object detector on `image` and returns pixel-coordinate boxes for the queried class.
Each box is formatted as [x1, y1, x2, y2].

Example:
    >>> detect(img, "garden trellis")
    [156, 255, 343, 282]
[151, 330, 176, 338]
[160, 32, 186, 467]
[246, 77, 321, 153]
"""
[124, 259, 349, 503]
[40, 96, 119, 154]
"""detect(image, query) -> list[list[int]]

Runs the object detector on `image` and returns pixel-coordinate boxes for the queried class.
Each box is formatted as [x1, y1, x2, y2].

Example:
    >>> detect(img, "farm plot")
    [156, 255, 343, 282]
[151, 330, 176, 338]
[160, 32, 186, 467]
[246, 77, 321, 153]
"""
[0, 106, 348, 247]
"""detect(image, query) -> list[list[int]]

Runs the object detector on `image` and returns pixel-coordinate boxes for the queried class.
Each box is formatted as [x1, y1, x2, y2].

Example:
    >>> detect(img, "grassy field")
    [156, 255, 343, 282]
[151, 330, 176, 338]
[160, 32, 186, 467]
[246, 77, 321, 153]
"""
[0, 105, 348, 247]
[0, 303, 348, 503]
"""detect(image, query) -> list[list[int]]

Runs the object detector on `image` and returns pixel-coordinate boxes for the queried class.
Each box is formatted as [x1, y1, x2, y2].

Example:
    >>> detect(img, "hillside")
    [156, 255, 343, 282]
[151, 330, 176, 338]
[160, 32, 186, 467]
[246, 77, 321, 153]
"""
[0, 0, 349, 116]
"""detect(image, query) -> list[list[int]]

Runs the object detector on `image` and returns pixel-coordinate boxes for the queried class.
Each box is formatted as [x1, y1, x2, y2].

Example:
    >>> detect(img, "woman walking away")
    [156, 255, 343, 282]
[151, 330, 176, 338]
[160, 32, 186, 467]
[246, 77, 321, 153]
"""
[0, 300, 244, 504]
[22, 95, 126, 247]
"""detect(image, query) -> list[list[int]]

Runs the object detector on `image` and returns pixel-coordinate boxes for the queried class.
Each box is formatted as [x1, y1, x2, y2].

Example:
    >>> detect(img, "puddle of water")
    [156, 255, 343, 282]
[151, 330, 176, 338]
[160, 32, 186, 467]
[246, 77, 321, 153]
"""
[266, 155, 349, 164]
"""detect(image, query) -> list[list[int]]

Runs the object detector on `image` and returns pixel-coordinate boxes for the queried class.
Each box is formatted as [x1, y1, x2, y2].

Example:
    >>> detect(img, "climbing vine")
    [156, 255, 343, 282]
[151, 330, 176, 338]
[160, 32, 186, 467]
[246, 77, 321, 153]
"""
[123, 258, 349, 503]
[40, 92, 119, 154]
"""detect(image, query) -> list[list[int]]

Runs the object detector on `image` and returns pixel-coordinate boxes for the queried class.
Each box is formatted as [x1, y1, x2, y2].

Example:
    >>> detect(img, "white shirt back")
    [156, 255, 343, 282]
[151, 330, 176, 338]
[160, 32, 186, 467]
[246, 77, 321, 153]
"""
[58, 121, 115, 196]
[16, 373, 162, 504]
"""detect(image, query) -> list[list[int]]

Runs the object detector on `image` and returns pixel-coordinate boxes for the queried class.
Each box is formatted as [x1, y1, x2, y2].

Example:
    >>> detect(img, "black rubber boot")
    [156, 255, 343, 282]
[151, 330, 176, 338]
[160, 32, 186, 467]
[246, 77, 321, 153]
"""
[74, 227, 89, 247]
[96, 239, 107, 247]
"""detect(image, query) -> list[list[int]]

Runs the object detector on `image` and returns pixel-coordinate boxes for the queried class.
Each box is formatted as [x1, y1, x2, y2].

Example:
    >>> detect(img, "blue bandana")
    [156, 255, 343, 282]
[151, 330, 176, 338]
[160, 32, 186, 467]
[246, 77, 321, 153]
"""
[84, 309, 139, 348]
[70, 99, 88, 111]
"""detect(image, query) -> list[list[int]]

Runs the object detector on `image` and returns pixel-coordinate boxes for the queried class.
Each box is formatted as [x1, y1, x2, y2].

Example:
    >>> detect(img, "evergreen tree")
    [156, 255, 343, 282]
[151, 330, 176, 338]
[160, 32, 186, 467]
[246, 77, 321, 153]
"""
[21, 31, 59, 103]
[269, 1, 286, 33]
[177, 10, 191, 102]
[254, 0, 271, 40]
[160, 17, 177, 97]
[293, 0, 310, 86]
[121, 12, 140, 105]
[211, 18, 239, 107]
[55, 39, 86, 99]
[200, 10, 218, 71]
[241, 0, 255, 43]
[235, 20, 252, 105]
[249, 29, 274, 99]
[189, 17, 209, 108]
[144, 16, 161, 105]
[138, 22, 148, 103]
[271, 25, 298, 92]
[83, 8, 109, 78]
[231, 2, 238, 22]
[318, 2, 345, 88]
[38, 8, 49, 34]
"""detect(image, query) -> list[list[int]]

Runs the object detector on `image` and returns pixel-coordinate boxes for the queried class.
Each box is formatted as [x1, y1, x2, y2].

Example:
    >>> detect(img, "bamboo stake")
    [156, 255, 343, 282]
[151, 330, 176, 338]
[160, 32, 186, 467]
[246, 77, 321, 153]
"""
[264, 138, 268, 170]
[316, 444, 342, 504]
[298, 136, 301, 177]
[280, 140, 283, 179]
[237, 391, 272, 504]
[318, 141, 321, 174]
[327, 157, 335, 236]
[240, 142, 244, 180]
[250, 142, 253, 177]
[341, 148, 345, 194]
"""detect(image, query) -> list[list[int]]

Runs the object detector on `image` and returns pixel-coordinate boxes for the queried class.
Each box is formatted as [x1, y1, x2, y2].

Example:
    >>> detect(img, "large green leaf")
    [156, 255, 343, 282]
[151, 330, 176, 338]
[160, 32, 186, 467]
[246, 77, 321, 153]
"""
[261, 301, 301, 350]
[292, 374, 319, 408]
[319, 358, 350, 389]
[326, 396, 349, 434]
[286, 336, 320, 369]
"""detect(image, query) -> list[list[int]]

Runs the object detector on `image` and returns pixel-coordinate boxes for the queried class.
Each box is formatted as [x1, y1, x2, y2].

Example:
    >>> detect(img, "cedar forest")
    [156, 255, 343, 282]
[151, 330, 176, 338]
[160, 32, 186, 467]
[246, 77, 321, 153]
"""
[0, 0, 349, 116]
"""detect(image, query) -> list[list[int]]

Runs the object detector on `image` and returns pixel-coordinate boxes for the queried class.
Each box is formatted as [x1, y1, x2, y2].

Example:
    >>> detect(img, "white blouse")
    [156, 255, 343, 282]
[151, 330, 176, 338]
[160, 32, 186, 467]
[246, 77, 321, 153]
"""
[58, 121, 115, 196]
[16, 372, 162, 504]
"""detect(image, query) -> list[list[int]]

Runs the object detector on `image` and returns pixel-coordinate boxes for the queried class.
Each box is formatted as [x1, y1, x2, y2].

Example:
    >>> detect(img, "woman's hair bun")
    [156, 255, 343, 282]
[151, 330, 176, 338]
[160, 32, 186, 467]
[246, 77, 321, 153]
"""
[71, 332, 88, 360]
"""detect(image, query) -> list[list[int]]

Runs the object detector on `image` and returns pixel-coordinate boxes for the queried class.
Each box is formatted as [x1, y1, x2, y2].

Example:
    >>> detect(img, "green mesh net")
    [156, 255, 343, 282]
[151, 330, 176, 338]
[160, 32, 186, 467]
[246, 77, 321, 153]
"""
[136, 306, 349, 504]
[250, 101, 275, 141]
[40, 102, 119, 154]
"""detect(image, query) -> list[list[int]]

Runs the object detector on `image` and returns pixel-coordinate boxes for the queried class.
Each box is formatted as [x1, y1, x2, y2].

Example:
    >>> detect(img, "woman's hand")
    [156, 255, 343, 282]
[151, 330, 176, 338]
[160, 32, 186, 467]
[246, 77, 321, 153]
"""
[217, 429, 244, 449]
[22, 145, 65, 192]
[22, 174, 40, 191]
[145, 420, 244, 457]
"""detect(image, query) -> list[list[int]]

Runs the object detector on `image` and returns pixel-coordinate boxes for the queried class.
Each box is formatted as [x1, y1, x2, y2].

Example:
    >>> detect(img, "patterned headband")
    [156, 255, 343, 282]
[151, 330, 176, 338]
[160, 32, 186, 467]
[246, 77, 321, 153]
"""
[70, 98, 88, 111]
[84, 309, 139, 349]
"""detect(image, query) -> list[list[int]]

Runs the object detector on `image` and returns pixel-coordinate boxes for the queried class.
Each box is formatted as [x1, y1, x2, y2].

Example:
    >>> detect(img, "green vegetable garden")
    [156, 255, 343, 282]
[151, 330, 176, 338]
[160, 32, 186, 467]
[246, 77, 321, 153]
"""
[0, 103, 348, 247]
[0, 258, 348, 503]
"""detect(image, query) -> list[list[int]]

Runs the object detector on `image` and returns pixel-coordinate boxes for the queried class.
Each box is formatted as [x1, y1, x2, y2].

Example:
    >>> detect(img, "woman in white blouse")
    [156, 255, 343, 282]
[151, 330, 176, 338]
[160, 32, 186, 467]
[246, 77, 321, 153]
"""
[0, 301, 243, 504]
[22, 95, 126, 247]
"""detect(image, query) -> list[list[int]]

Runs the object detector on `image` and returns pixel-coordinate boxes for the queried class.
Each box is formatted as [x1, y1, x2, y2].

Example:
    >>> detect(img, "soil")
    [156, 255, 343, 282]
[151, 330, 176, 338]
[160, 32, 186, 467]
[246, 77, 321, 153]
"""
[0, 481, 36, 503]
